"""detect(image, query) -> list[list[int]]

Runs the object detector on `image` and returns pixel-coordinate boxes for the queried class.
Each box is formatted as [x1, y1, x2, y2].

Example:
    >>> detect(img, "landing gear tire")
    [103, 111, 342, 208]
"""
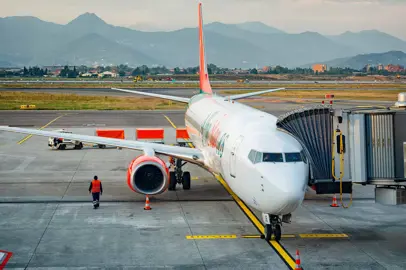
[274, 224, 282, 241]
[168, 171, 177, 191]
[182, 172, 191, 190]
[74, 142, 83, 149]
[265, 224, 273, 241]
[57, 144, 66, 150]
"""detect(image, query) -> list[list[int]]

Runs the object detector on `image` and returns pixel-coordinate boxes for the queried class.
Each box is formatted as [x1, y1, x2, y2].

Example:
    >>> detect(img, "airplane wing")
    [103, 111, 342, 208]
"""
[111, 88, 190, 103]
[225, 88, 285, 101]
[0, 126, 204, 165]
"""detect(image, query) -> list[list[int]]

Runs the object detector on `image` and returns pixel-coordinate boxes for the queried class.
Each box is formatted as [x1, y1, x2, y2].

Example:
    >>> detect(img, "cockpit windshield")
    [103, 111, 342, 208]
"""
[248, 150, 305, 164]
[262, 153, 283, 162]
[285, 152, 302, 162]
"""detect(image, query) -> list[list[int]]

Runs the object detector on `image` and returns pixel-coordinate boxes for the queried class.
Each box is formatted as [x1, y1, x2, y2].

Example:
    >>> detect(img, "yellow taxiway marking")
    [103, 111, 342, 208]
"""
[214, 175, 297, 269]
[17, 114, 66, 144]
[186, 235, 237, 240]
[187, 234, 347, 239]
[163, 115, 195, 148]
[191, 177, 199, 180]
[163, 114, 177, 129]
[164, 114, 295, 268]
[187, 234, 295, 239]
[299, 233, 348, 238]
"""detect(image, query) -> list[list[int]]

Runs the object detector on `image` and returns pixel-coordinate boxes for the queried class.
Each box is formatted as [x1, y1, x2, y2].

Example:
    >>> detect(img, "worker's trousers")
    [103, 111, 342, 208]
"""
[92, 192, 100, 205]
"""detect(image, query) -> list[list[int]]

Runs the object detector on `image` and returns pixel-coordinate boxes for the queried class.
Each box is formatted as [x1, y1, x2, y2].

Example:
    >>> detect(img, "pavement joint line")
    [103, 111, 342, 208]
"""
[17, 113, 67, 144]
[61, 144, 88, 201]
[23, 197, 61, 268]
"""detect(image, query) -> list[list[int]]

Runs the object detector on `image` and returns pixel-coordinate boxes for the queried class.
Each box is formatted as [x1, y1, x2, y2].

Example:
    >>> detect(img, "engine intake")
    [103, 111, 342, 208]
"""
[127, 155, 169, 195]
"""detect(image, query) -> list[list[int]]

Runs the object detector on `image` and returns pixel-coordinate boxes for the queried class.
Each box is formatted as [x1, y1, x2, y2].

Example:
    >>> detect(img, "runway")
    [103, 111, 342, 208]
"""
[0, 96, 394, 128]
[1, 107, 406, 269]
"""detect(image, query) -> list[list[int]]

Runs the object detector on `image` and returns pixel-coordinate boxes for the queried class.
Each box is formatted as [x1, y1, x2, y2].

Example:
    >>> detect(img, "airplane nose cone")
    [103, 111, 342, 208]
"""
[259, 164, 308, 214]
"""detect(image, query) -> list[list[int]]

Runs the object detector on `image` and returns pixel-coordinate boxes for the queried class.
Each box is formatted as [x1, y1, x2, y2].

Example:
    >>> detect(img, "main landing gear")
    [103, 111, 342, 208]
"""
[168, 157, 191, 191]
[262, 213, 291, 241]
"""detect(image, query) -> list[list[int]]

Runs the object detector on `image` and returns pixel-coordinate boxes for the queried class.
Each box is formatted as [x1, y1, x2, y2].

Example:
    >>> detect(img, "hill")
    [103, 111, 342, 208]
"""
[1, 13, 406, 68]
[304, 51, 406, 70]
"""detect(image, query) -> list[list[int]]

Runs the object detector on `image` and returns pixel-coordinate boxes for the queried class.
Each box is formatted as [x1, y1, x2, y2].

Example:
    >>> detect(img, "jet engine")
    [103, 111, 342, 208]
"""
[127, 155, 170, 195]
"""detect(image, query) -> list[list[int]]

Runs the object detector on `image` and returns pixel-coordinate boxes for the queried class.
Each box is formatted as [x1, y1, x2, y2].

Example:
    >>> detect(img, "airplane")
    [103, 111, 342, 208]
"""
[0, 2, 309, 241]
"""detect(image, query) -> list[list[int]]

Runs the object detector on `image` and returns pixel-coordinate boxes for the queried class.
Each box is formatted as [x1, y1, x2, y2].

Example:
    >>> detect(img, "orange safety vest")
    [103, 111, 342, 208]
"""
[91, 180, 101, 193]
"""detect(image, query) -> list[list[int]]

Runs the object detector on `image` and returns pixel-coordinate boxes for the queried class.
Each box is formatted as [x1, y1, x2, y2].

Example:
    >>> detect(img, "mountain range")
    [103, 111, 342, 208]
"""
[1, 13, 406, 68]
[306, 51, 406, 70]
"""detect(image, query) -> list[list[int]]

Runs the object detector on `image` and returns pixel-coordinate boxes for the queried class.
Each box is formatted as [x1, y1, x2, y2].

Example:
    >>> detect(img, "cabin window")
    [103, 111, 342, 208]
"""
[262, 153, 284, 162]
[285, 152, 302, 163]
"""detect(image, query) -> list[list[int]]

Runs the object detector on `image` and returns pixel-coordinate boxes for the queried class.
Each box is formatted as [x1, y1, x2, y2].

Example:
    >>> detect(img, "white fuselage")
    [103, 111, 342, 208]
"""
[185, 94, 309, 215]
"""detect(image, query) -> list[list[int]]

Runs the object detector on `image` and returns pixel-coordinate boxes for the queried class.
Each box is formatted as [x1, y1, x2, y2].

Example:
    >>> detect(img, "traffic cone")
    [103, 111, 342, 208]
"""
[295, 249, 302, 270]
[144, 195, 151, 210]
[330, 194, 339, 207]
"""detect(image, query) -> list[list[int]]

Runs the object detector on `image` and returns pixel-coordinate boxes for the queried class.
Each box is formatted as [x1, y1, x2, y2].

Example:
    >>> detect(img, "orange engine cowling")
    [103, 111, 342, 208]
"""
[127, 155, 170, 195]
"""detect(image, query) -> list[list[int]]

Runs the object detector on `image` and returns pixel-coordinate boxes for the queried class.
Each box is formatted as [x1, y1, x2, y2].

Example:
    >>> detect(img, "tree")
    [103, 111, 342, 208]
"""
[250, 68, 258, 74]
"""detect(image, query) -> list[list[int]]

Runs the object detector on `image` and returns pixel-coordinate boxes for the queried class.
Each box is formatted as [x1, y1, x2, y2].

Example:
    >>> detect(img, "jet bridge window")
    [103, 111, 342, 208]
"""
[285, 152, 303, 163]
[262, 153, 284, 163]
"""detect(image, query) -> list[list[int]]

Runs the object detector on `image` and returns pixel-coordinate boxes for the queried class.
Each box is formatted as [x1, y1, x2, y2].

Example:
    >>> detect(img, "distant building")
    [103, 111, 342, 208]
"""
[363, 64, 373, 72]
[262, 66, 271, 73]
[377, 64, 384, 71]
[312, 64, 327, 73]
[98, 71, 118, 78]
[384, 64, 404, 73]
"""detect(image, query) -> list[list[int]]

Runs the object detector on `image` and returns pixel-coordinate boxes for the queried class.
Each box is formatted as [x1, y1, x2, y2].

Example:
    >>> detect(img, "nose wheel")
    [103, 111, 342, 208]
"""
[263, 214, 282, 241]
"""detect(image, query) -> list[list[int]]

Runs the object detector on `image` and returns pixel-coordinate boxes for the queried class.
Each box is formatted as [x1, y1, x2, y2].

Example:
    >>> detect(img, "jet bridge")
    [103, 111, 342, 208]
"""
[276, 93, 406, 205]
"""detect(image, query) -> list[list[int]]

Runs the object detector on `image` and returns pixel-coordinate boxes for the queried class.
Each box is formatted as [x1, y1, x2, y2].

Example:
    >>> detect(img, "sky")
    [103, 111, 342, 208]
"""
[1, 0, 406, 40]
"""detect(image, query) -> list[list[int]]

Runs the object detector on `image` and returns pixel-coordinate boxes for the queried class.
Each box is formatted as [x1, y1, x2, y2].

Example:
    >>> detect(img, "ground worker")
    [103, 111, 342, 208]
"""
[89, 175, 103, 209]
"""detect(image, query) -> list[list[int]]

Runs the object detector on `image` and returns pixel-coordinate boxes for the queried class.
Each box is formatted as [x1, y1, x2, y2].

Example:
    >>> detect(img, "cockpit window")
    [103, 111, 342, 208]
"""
[254, 151, 263, 164]
[248, 150, 304, 164]
[285, 152, 302, 162]
[262, 153, 284, 162]
[248, 150, 256, 163]
[300, 150, 307, 164]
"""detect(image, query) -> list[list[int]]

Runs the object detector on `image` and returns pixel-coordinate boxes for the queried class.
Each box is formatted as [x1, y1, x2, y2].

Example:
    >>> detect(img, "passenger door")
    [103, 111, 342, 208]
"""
[229, 135, 244, 178]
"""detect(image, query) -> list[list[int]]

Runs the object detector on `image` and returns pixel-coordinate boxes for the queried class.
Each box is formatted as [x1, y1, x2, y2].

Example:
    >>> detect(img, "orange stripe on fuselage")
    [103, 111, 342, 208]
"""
[198, 2, 212, 94]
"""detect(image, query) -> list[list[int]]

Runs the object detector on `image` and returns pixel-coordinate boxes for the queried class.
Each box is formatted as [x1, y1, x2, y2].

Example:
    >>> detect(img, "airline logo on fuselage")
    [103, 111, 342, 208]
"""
[201, 111, 229, 157]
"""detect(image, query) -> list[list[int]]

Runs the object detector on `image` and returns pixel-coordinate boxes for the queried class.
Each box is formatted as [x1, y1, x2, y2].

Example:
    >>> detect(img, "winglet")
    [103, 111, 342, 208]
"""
[198, 2, 213, 94]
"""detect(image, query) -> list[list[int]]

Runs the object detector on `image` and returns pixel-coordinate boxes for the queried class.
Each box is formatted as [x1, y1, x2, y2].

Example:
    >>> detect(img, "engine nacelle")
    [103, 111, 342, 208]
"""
[127, 155, 170, 195]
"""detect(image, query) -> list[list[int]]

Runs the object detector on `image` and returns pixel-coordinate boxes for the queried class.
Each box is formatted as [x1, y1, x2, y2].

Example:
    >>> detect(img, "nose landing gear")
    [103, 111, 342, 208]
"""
[263, 214, 283, 241]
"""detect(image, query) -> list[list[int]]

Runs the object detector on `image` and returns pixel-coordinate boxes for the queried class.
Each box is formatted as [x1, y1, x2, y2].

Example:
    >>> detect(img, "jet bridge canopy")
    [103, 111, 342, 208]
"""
[276, 105, 334, 183]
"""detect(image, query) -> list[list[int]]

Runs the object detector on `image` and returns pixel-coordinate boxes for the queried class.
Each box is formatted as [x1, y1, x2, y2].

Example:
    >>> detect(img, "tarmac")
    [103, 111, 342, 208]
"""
[1, 99, 406, 269]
